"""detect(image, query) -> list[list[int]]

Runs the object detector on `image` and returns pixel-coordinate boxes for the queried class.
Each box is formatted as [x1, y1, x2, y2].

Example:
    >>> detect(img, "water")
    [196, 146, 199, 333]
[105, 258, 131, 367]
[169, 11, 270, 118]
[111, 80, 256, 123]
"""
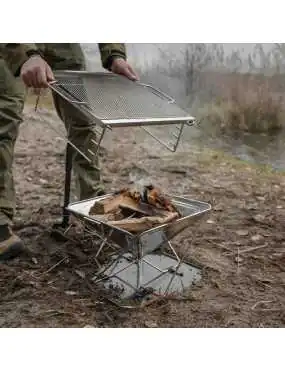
[189, 128, 285, 171]
[135, 123, 285, 171]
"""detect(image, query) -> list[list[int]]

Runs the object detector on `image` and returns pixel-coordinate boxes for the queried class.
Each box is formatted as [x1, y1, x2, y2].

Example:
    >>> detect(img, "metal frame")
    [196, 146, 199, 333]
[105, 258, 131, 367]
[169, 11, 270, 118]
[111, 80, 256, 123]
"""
[71, 221, 202, 300]
[65, 194, 211, 298]
[44, 71, 198, 229]
[45, 71, 196, 160]
[52, 142, 210, 299]
[45, 71, 209, 300]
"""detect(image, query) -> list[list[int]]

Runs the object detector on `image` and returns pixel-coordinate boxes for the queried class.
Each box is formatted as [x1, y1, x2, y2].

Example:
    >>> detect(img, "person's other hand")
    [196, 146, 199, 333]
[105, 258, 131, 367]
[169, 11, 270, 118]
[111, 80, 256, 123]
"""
[111, 58, 139, 81]
[20, 55, 55, 88]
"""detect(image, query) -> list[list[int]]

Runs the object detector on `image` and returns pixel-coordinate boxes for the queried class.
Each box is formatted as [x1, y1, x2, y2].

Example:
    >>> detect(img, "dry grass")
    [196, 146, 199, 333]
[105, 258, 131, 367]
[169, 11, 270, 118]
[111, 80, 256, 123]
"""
[194, 72, 285, 134]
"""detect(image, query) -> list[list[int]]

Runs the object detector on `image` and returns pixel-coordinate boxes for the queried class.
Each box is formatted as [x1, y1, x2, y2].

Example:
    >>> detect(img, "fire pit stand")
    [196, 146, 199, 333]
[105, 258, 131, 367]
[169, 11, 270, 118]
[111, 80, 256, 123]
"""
[41, 71, 211, 302]
[66, 194, 211, 300]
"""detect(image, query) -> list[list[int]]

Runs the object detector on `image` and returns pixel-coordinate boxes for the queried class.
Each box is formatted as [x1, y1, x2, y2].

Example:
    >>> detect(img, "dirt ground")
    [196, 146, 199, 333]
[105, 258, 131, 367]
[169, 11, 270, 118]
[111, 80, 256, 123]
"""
[1, 102, 285, 328]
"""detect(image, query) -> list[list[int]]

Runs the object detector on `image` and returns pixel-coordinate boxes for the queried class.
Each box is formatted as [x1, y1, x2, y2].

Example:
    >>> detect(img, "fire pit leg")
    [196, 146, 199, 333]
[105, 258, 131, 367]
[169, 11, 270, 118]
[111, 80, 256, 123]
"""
[50, 143, 73, 241]
[61, 143, 73, 229]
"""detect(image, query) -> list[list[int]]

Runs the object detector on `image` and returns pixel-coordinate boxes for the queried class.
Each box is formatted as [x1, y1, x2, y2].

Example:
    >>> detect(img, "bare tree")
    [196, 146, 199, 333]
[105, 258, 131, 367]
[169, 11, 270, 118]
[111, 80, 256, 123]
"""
[156, 43, 217, 98]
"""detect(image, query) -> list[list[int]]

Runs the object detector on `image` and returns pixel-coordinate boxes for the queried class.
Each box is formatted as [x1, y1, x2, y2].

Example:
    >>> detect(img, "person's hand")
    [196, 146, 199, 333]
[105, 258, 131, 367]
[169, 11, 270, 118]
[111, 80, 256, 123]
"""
[20, 55, 55, 88]
[111, 58, 139, 81]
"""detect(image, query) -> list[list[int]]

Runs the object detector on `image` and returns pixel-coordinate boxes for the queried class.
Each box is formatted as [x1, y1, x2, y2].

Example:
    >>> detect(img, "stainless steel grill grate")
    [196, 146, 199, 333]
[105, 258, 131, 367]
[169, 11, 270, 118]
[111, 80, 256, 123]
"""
[50, 71, 195, 125]
[45, 71, 196, 159]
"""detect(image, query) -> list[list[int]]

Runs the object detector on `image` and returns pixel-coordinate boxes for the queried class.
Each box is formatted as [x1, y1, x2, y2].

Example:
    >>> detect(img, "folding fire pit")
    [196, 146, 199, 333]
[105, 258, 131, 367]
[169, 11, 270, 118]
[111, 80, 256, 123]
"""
[67, 194, 210, 300]
[45, 71, 211, 303]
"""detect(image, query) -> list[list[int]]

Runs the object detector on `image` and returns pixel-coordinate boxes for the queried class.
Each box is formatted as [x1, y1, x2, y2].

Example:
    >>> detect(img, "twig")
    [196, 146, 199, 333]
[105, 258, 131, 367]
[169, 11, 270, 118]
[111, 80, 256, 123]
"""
[39, 309, 72, 318]
[102, 311, 113, 323]
[209, 241, 233, 252]
[251, 300, 273, 310]
[255, 279, 273, 289]
[237, 246, 240, 275]
[239, 244, 268, 254]
[224, 243, 268, 256]
[40, 257, 67, 276]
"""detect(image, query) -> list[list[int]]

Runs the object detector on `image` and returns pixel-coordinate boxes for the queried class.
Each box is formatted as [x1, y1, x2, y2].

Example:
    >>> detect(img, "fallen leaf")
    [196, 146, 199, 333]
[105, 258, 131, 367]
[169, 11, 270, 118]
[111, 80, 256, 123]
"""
[236, 230, 249, 237]
[256, 196, 265, 201]
[253, 214, 266, 223]
[144, 320, 158, 328]
[206, 219, 215, 224]
[271, 253, 285, 258]
[251, 235, 264, 243]
[75, 270, 86, 279]
[247, 203, 259, 210]
[161, 167, 187, 175]
[64, 291, 77, 296]
[39, 178, 48, 185]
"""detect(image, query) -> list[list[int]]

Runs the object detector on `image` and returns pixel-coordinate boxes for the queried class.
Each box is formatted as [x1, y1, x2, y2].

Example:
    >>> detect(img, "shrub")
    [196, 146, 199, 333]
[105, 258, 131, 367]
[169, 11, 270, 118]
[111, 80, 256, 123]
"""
[198, 73, 285, 133]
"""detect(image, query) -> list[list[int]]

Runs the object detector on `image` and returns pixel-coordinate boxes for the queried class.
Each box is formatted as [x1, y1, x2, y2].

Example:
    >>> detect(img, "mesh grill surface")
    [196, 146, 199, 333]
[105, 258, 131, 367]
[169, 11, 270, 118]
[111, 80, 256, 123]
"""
[52, 72, 192, 121]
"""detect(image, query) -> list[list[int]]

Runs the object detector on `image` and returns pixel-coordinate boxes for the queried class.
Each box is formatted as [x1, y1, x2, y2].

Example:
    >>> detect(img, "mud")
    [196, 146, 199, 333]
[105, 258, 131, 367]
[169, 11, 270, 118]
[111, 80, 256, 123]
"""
[1, 104, 285, 328]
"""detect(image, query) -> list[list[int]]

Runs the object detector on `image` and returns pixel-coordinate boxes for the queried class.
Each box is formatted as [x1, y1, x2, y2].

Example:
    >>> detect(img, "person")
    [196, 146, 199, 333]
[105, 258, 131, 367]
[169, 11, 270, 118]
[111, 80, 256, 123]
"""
[0, 43, 139, 261]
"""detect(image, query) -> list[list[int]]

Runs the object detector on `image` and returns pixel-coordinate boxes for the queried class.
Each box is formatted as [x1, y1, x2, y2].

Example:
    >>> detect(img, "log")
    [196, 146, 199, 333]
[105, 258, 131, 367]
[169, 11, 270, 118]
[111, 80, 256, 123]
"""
[88, 190, 180, 234]
[89, 194, 140, 215]
[89, 195, 158, 217]
[108, 212, 179, 233]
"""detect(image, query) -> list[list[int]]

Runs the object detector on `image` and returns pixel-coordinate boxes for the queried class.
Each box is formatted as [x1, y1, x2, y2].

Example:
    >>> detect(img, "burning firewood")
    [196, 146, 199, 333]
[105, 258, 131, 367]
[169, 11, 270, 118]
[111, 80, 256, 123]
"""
[88, 185, 181, 234]
[143, 185, 178, 213]
[109, 212, 179, 233]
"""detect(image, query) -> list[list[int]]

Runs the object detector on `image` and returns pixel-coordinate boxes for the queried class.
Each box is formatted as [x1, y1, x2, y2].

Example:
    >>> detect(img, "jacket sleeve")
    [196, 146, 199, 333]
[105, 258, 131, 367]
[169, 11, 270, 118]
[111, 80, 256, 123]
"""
[98, 43, 126, 70]
[0, 43, 40, 76]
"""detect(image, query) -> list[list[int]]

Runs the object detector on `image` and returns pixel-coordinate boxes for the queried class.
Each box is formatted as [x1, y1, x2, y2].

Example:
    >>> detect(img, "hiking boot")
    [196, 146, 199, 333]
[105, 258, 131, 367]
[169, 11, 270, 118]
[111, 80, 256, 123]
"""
[95, 189, 105, 197]
[0, 225, 24, 261]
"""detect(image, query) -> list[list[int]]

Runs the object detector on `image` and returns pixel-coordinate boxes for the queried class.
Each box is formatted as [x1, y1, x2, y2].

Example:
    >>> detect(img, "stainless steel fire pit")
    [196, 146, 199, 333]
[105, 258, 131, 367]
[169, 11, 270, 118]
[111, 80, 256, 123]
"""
[45, 71, 211, 303]
[66, 194, 211, 300]
[67, 194, 211, 256]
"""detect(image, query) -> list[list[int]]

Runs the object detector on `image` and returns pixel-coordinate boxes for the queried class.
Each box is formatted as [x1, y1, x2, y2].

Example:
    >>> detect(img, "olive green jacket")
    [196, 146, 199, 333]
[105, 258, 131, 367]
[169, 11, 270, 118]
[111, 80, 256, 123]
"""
[0, 43, 126, 75]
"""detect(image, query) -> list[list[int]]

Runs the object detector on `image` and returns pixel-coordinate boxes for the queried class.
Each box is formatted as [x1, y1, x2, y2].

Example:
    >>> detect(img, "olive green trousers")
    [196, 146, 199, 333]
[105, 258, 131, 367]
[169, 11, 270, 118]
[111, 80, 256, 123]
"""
[0, 59, 103, 226]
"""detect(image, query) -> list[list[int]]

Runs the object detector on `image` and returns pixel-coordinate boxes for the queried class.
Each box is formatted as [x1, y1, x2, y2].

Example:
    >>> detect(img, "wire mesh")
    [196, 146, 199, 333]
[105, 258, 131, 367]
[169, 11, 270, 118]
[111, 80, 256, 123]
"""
[51, 71, 195, 123]
[46, 71, 197, 156]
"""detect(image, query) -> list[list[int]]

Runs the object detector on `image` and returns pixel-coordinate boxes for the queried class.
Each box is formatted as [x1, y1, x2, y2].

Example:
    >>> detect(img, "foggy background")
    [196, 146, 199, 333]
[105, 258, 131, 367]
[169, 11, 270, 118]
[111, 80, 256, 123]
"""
[80, 43, 285, 170]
